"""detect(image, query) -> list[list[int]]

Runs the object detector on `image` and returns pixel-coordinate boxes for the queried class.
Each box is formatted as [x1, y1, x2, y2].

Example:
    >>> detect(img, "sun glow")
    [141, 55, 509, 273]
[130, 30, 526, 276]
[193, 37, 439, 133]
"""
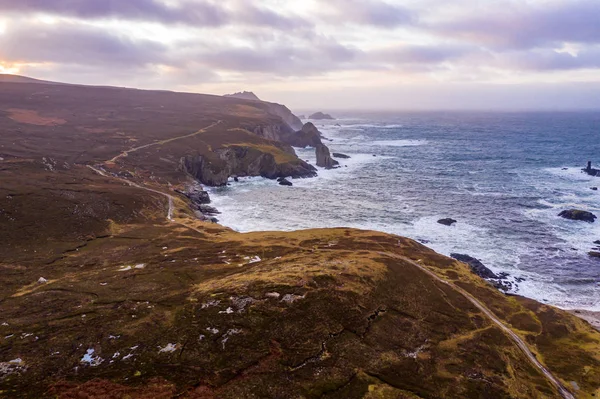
[0, 62, 21, 74]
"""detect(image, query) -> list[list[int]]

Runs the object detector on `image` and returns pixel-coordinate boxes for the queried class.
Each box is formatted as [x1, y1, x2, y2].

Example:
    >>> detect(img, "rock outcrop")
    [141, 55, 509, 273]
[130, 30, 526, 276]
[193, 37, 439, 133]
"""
[451, 253, 515, 292]
[224, 91, 261, 101]
[438, 218, 457, 226]
[315, 143, 339, 169]
[309, 112, 335, 120]
[284, 122, 323, 148]
[180, 146, 317, 186]
[558, 209, 597, 223]
[583, 161, 600, 177]
[332, 152, 350, 159]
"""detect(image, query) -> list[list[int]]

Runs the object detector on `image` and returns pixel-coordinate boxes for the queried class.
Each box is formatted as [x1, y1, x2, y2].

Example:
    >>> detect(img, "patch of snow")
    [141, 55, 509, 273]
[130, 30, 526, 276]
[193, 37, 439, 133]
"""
[265, 292, 280, 299]
[117, 266, 132, 272]
[248, 256, 261, 264]
[158, 343, 178, 353]
[80, 349, 103, 367]
[108, 335, 120, 340]
[1, 323, 8, 326]
[37, 277, 48, 284]
[162, 247, 168, 250]
[100, 283, 108, 286]
[112, 352, 120, 359]
[219, 307, 234, 314]
[21, 333, 33, 339]
[8, 358, 22, 365]
[134, 263, 146, 269]
[122, 353, 134, 360]
[129, 345, 139, 351]
[206, 327, 219, 334]
[4, 335, 14, 339]
[198, 334, 205, 341]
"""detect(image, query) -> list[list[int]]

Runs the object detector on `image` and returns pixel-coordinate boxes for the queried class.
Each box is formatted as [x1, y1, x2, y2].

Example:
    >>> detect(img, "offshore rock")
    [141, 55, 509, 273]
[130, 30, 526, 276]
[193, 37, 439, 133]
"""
[558, 209, 597, 223]
[315, 144, 339, 169]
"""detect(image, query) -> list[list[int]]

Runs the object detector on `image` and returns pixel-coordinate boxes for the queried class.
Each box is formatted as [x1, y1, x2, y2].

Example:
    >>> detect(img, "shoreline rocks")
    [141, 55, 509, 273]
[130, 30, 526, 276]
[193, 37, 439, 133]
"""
[450, 253, 518, 292]
[278, 178, 293, 186]
[558, 209, 597, 223]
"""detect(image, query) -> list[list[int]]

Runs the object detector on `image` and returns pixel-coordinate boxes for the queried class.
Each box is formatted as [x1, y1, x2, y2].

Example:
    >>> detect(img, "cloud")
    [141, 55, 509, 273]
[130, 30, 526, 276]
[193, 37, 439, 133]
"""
[0, 22, 168, 66]
[498, 47, 600, 71]
[322, 0, 416, 27]
[0, 0, 230, 27]
[433, 0, 600, 50]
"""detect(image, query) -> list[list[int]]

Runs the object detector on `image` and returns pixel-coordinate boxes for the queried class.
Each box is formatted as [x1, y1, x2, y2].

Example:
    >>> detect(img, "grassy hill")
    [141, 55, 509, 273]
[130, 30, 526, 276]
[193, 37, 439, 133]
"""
[0, 77, 598, 398]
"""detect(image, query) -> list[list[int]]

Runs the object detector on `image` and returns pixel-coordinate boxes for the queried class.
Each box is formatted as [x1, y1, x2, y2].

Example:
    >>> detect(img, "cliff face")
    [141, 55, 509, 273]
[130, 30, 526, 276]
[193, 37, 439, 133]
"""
[264, 102, 303, 131]
[180, 146, 317, 186]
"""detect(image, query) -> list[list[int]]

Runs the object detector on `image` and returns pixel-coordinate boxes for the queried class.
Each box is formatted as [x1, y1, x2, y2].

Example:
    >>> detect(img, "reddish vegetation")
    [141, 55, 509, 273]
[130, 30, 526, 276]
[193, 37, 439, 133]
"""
[6, 108, 67, 126]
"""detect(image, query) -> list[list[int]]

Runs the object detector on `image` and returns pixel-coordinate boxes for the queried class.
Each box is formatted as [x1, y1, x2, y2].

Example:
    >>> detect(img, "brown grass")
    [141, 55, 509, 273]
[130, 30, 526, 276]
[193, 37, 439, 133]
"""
[6, 108, 66, 126]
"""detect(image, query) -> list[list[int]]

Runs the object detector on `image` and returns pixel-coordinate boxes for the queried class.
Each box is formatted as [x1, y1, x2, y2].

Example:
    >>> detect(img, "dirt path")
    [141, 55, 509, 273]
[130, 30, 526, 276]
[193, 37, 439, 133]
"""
[108, 120, 222, 163]
[381, 252, 575, 399]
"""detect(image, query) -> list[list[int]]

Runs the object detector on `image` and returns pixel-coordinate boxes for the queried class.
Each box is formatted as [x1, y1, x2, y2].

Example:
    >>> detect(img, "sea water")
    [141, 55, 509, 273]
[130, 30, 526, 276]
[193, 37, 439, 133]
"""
[210, 111, 600, 311]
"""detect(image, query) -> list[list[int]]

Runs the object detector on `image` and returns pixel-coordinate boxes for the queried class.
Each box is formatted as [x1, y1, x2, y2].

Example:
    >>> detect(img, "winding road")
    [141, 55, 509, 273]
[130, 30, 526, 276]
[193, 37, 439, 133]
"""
[108, 120, 222, 163]
[382, 252, 575, 399]
[87, 119, 574, 399]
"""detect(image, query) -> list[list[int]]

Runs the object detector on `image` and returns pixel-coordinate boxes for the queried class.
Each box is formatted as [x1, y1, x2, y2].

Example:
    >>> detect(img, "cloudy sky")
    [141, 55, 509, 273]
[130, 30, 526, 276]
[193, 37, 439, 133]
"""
[1, 0, 599, 110]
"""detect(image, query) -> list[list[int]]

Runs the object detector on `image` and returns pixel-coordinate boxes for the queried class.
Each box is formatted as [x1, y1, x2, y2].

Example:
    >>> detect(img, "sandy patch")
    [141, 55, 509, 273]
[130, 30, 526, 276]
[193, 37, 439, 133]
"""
[6, 108, 66, 126]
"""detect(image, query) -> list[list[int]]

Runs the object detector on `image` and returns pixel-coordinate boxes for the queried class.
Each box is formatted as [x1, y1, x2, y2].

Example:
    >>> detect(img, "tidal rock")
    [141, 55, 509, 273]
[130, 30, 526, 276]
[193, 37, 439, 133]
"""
[589, 251, 600, 259]
[437, 218, 457, 226]
[332, 152, 351, 159]
[176, 186, 211, 205]
[278, 178, 293, 186]
[558, 209, 597, 223]
[309, 112, 335, 120]
[315, 144, 339, 169]
[594, 240, 600, 245]
[450, 254, 500, 280]
[583, 161, 600, 177]
[592, 187, 598, 191]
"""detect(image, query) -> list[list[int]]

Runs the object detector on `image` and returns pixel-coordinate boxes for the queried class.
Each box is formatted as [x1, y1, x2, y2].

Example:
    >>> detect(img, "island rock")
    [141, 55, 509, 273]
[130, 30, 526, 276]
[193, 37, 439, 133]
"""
[558, 209, 597, 223]
[309, 112, 335, 120]
[438, 218, 457, 226]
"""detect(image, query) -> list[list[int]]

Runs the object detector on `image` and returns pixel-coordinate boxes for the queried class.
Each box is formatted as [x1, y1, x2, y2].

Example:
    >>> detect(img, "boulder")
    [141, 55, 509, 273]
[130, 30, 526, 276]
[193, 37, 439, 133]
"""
[437, 218, 457, 226]
[450, 253, 500, 280]
[315, 144, 339, 169]
[278, 178, 293, 186]
[589, 251, 600, 259]
[558, 209, 597, 223]
[332, 152, 351, 159]
[309, 112, 335, 120]
[592, 187, 598, 191]
[594, 240, 600, 245]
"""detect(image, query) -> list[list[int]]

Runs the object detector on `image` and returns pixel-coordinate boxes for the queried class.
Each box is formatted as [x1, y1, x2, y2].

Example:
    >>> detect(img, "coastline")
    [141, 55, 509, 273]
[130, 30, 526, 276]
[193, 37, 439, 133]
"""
[570, 309, 600, 331]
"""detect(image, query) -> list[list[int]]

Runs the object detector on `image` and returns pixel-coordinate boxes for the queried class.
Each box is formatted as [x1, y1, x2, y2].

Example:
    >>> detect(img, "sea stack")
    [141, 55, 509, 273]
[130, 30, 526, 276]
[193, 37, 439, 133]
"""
[316, 144, 339, 169]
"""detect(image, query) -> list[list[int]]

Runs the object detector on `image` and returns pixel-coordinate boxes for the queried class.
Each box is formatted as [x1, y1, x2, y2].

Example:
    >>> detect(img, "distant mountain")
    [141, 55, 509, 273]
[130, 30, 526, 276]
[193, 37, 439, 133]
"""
[224, 91, 261, 101]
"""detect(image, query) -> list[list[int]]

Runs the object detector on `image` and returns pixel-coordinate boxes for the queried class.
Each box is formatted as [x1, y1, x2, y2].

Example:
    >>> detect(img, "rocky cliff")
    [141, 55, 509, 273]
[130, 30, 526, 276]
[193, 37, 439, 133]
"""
[180, 145, 317, 186]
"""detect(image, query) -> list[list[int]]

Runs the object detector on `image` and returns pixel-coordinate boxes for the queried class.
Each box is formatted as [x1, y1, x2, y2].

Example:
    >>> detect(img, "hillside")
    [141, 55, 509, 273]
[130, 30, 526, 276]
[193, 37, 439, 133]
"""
[0, 77, 599, 398]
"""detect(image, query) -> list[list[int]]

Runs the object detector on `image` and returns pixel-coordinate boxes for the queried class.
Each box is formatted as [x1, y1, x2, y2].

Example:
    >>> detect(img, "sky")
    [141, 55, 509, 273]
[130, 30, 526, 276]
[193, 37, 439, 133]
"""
[0, 0, 599, 110]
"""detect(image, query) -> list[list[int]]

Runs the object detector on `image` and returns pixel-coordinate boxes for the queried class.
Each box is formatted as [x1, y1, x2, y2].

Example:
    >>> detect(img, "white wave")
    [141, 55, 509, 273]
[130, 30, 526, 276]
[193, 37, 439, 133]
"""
[372, 140, 427, 147]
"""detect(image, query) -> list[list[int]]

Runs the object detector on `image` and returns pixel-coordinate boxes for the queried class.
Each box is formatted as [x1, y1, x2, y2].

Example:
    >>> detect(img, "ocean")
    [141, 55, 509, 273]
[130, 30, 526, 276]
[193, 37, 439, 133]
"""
[209, 111, 600, 311]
